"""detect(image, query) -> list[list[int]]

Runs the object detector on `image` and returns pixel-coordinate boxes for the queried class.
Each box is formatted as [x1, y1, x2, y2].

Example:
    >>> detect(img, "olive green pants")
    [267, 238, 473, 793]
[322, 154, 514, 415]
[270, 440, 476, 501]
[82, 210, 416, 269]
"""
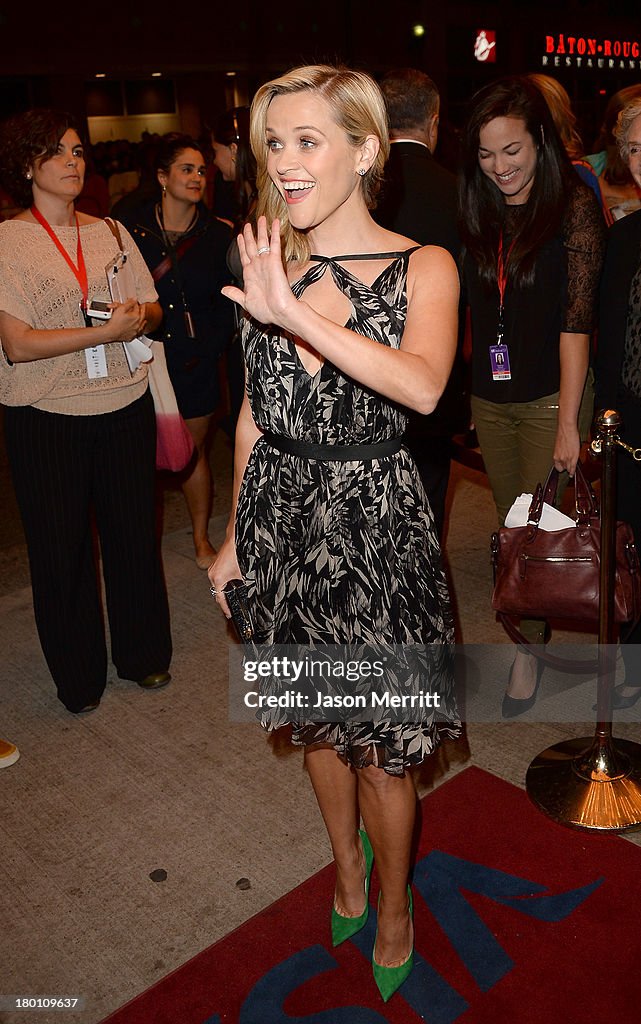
[472, 371, 594, 643]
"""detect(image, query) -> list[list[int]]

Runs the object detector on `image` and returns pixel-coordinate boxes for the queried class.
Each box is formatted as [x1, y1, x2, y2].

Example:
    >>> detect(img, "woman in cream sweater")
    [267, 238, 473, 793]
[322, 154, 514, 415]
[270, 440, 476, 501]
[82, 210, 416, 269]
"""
[0, 109, 172, 713]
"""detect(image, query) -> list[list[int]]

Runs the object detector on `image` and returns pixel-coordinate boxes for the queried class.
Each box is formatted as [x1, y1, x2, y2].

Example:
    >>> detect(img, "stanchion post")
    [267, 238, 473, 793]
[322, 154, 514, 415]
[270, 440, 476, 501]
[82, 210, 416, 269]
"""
[575, 411, 619, 781]
[525, 409, 641, 831]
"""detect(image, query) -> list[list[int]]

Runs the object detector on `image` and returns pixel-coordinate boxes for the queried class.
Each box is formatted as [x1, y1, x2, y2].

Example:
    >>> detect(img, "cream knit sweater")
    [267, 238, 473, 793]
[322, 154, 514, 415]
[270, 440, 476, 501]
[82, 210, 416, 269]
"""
[0, 218, 158, 415]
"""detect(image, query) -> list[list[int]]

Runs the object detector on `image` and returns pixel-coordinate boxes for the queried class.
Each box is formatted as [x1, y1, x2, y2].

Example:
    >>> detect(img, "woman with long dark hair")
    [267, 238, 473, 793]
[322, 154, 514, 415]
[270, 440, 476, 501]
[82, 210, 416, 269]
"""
[121, 133, 234, 570]
[459, 76, 605, 715]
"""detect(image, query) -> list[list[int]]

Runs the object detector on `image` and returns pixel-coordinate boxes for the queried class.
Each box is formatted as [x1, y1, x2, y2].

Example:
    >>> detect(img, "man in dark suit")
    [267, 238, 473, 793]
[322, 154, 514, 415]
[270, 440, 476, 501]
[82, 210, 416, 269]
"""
[376, 69, 460, 260]
[375, 68, 466, 541]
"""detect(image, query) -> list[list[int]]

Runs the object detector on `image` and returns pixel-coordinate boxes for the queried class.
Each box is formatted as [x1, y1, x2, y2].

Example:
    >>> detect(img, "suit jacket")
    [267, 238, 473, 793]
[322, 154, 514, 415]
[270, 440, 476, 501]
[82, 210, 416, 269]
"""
[596, 208, 641, 407]
[374, 142, 460, 260]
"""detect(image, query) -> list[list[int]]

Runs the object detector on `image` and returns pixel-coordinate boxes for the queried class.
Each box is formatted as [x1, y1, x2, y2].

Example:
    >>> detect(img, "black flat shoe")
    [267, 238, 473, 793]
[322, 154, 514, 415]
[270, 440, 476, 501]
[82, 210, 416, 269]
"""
[137, 672, 171, 690]
[501, 658, 543, 719]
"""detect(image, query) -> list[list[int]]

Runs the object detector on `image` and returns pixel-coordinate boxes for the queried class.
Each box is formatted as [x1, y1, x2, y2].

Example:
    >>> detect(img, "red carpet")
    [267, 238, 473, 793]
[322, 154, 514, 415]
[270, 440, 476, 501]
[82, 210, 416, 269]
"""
[102, 766, 641, 1024]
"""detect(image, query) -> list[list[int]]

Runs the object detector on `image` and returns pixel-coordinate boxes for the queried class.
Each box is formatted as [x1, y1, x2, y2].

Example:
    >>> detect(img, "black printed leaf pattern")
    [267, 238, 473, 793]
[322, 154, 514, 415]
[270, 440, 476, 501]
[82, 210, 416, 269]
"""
[235, 250, 461, 775]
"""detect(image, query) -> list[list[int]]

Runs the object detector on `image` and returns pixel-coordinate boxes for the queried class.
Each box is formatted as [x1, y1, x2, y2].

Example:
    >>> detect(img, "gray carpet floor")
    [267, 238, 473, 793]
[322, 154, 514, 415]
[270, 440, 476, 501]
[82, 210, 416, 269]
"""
[1, 425, 639, 1024]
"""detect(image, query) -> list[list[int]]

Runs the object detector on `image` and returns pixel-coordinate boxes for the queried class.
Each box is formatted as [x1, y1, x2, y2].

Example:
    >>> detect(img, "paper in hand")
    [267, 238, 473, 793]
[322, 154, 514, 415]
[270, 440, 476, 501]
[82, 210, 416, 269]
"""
[106, 251, 153, 371]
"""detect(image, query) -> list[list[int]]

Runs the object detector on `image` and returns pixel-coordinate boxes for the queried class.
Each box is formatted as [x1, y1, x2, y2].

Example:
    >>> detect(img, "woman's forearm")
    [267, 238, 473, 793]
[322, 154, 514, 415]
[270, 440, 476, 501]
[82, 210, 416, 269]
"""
[225, 229, 459, 415]
[277, 249, 459, 415]
[0, 314, 112, 362]
[0, 299, 150, 363]
[281, 301, 451, 414]
[558, 332, 589, 427]
[553, 332, 590, 475]
[142, 301, 163, 334]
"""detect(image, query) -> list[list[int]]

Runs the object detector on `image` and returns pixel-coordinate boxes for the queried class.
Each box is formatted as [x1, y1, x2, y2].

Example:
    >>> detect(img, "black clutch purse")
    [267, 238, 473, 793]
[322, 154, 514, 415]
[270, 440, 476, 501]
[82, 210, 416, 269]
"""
[222, 579, 257, 647]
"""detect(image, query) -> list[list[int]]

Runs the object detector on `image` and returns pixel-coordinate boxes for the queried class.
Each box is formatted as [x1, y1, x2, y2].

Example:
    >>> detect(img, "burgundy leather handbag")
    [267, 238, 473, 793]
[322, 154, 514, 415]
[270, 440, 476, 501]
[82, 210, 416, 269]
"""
[491, 463, 641, 625]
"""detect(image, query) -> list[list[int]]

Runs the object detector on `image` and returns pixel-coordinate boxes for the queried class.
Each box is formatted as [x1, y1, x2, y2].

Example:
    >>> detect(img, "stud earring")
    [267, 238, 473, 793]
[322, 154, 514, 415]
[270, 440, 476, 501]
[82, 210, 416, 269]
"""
[357, 168, 366, 177]
[26, 172, 32, 180]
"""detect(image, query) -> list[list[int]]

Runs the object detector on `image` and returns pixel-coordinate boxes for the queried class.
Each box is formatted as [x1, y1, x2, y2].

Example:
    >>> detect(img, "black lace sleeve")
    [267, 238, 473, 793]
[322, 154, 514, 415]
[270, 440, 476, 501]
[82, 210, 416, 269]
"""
[562, 179, 607, 334]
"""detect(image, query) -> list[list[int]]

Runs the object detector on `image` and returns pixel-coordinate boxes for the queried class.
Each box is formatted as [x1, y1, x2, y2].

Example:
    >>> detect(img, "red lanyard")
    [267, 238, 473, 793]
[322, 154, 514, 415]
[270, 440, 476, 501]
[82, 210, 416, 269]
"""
[496, 230, 515, 310]
[31, 206, 88, 310]
[496, 231, 516, 341]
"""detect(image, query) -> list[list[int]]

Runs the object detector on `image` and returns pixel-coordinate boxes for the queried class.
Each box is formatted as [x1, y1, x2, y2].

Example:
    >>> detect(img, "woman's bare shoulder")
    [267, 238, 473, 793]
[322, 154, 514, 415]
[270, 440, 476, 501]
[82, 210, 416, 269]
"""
[409, 243, 458, 273]
[406, 244, 460, 306]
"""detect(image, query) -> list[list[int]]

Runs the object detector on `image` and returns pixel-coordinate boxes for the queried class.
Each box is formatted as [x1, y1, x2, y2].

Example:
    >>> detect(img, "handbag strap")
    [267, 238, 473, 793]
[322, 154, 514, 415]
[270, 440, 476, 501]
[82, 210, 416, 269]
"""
[573, 461, 599, 523]
[104, 216, 124, 251]
[104, 214, 198, 285]
[151, 234, 199, 283]
[529, 461, 598, 527]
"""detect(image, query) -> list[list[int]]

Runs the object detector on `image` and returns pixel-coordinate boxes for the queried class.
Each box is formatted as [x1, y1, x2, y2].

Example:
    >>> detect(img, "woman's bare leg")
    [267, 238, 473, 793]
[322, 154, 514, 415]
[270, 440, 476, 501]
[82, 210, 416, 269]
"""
[304, 746, 365, 916]
[357, 765, 415, 966]
[182, 414, 216, 567]
[505, 646, 538, 698]
[305, 744, 415, 961]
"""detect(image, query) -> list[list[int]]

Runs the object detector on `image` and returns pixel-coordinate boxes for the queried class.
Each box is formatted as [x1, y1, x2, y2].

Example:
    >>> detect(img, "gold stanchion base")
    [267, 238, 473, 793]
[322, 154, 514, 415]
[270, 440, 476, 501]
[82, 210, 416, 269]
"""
[526, 737, 641, 832]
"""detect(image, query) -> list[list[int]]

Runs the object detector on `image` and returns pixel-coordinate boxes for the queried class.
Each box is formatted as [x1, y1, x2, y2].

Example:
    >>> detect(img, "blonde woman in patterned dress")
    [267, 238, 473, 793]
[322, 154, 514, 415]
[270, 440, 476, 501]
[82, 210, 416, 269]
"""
[209, 66, 460, 1001]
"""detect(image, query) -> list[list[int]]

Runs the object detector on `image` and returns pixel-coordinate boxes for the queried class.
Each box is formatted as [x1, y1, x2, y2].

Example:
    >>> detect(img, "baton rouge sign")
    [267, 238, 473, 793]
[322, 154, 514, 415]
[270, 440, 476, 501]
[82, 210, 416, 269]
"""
[543, 33, 641, 70]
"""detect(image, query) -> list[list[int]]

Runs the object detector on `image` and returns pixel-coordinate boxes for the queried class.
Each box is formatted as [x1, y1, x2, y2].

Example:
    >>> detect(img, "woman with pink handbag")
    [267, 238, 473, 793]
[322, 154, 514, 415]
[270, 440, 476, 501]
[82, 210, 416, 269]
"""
[0, 109, 172, 713]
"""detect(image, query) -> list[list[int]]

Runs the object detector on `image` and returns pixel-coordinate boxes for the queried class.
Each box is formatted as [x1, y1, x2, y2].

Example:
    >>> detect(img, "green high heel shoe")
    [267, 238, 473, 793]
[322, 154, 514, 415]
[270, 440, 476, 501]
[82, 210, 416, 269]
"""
[372, 886, 414, 1002]
[331, 829, 374, 947]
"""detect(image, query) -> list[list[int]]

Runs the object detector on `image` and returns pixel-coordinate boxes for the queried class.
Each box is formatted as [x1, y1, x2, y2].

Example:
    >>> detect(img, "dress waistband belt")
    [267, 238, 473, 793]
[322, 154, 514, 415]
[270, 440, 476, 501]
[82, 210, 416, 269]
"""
[261, 431, 403, 462]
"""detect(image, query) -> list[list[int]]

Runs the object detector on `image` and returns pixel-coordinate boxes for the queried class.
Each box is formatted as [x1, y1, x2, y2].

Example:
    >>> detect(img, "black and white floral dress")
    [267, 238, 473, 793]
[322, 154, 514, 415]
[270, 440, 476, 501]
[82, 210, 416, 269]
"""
[235, 249, 461, 775]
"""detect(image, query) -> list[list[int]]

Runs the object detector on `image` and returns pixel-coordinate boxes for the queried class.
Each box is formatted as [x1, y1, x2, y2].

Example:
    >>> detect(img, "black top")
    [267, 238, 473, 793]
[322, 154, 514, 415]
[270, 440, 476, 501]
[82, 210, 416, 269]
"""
[596, 208, 641, 407]
[465, 179, 605, 404]
[121, 200, 233, 354]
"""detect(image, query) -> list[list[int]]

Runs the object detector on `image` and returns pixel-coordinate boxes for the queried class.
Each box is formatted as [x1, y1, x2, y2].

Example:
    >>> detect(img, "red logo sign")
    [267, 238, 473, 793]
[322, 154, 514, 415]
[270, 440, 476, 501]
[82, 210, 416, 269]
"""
[542, 33, 641, 70]
[474, 29, 497, 63]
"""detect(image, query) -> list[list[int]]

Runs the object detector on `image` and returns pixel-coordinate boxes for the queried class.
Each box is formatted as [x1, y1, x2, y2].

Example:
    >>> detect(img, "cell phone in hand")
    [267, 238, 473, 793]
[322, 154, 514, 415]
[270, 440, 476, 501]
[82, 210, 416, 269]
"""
[86, 300, 113, 320]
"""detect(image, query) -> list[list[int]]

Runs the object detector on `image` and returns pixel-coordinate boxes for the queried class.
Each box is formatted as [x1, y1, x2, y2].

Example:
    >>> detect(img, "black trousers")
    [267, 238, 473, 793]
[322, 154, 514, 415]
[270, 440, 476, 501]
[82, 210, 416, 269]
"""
[4, 390, 172, 712]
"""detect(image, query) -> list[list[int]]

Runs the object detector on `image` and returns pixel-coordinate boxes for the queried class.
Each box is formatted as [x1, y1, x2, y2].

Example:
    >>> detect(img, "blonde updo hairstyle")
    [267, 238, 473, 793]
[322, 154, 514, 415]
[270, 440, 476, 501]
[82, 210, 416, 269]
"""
[614, 99, 641, 162]
[250, 64, 390, 263]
